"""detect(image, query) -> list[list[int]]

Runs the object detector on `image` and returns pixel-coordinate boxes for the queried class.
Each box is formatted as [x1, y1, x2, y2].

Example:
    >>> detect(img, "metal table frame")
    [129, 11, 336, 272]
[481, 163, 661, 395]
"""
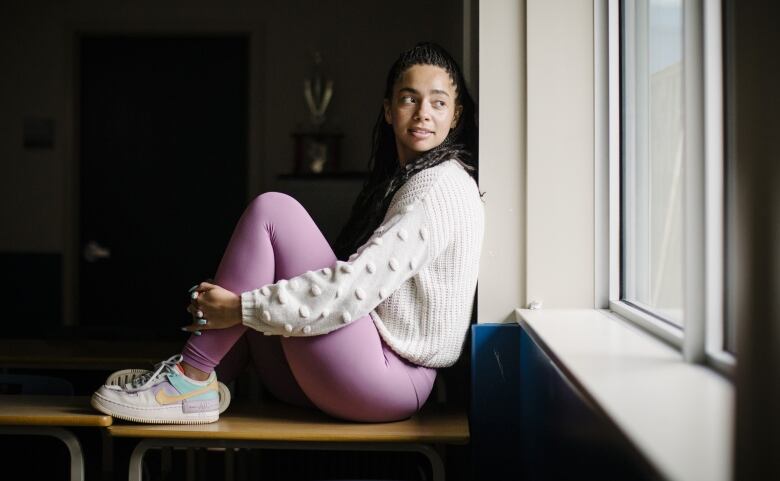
[0, 426, 85, 481]
[128, 438, 446, 481]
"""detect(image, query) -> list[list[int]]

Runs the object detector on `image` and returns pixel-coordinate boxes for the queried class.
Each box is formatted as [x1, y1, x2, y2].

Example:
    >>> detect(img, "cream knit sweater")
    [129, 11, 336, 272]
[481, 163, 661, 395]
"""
[240, 159, 484, 368]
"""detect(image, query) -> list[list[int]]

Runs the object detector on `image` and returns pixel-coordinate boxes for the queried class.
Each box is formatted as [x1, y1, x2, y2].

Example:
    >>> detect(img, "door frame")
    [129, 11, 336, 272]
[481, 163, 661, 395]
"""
[62, 21, 265, 328]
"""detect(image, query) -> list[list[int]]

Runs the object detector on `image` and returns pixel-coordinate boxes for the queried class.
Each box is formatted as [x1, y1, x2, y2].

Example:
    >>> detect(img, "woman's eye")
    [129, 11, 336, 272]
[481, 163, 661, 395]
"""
[400, 96, 415, 104]
[434, 100, 447, 108]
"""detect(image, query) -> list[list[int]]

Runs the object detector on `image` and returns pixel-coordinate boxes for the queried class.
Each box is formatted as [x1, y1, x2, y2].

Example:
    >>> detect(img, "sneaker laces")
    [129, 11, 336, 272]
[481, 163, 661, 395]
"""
[128, 354, 183, 390]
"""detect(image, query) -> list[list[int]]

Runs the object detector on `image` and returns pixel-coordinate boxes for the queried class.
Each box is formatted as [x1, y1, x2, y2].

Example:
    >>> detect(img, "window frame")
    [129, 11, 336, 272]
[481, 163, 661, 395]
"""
[603, 0, 734, 374]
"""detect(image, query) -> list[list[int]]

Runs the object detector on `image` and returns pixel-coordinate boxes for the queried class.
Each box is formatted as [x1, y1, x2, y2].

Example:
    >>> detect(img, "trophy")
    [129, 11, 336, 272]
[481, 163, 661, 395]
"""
[294, 51, 341, 174]
[304, 51, 333, 130]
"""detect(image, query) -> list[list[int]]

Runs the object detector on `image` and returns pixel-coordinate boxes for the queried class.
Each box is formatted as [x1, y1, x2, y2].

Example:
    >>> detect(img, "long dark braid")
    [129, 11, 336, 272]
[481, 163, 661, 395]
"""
[332, 42, 480, 261]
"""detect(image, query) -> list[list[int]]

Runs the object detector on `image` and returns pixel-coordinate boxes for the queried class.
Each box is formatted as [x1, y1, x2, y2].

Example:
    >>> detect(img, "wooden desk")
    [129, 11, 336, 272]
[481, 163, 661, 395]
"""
[109, 401, 469, 481]
[0, 395, 111, 427]
[109, 401, 468, 443]
[0, 395, 112, 481]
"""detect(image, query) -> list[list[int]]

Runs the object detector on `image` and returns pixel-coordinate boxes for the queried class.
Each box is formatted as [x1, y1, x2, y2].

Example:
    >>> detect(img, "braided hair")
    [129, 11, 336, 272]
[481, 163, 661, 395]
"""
[332, 42, 479, 261]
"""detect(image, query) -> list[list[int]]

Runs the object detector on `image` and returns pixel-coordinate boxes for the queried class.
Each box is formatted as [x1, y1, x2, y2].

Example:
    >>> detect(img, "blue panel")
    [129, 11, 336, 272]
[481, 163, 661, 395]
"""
[470, 323, 522, 480]
[518, 326, 659, 480]
[470, 322, 659, 480]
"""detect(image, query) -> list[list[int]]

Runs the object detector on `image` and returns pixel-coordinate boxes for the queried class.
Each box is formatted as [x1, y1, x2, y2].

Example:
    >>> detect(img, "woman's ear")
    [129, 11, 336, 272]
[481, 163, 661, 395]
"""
[451, 104, 464, 129]
[384, 99, 392, 125]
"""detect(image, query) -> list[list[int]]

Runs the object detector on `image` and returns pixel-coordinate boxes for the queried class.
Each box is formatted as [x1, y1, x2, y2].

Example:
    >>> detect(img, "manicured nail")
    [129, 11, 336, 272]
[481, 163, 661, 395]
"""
[197, 319, 207, 325]
[193, 330, 202, 336]
[188, 284, 199, 293]
[196, 310, 204, 318]
[181, 327, 189, 332]
[191, 292, 199, 300]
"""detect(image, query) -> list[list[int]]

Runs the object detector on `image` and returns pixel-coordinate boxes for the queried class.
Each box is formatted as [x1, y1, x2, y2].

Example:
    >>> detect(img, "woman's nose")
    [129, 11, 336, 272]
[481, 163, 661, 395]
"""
[414, 103, 432, 120]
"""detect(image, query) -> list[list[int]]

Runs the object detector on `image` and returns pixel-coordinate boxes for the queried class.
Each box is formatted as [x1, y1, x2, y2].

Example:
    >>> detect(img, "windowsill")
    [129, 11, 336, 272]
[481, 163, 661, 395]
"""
[515, 308, 734, 481]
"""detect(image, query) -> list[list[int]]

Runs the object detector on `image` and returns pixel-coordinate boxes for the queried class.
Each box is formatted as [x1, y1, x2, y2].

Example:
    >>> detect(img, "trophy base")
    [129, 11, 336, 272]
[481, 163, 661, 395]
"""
[292, 132, 343, 174]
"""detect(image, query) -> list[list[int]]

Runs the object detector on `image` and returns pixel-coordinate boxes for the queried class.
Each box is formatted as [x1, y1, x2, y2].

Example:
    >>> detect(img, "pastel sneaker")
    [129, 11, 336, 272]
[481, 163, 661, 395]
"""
[105, 367, 231, 414]
[91, 354, 220, 424]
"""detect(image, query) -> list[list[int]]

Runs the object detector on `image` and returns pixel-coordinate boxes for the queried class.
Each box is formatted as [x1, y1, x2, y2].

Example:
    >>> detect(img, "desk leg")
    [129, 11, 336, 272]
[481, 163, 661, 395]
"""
[224, 447, 236, 481]
[101, 428, 113, 481]
[0, 426, 85, 481]
[129, 440, 152, 481]
[127, 439, 445, 481]
[412, 443, 445, 481]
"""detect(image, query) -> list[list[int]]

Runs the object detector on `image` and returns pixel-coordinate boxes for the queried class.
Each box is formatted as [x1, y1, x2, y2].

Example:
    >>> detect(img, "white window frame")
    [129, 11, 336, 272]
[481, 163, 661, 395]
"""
[601, 0, 734, 373]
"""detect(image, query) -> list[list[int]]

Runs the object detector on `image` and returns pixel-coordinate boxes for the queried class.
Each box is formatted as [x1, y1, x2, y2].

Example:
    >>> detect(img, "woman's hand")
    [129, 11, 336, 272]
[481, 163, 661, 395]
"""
[184, 281, 242, 333]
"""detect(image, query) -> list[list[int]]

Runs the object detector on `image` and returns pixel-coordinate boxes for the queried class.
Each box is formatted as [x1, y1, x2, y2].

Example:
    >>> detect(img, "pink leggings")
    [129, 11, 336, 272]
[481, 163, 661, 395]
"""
[181, 192, 437, 422]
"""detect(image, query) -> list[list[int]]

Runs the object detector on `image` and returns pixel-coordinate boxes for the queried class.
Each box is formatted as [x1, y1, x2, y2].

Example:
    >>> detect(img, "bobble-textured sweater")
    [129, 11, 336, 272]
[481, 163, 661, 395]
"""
[240, 159, 484, 368]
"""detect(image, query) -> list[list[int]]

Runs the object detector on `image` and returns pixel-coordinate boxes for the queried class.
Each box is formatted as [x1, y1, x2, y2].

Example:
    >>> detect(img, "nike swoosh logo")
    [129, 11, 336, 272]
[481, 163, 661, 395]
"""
[155, 383, 218, 405]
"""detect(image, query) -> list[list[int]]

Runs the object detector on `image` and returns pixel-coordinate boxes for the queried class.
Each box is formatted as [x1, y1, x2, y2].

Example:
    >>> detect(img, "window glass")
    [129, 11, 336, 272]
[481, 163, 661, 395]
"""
[621, 0, 685, 326]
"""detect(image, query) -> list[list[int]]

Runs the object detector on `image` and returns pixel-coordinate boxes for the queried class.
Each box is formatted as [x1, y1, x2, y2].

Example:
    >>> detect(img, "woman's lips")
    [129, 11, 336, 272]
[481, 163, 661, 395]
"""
[408, 128, 434, 139]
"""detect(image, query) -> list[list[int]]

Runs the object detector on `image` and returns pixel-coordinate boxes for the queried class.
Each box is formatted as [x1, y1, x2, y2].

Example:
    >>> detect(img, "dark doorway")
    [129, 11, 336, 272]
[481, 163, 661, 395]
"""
[79, 36, 248, 340]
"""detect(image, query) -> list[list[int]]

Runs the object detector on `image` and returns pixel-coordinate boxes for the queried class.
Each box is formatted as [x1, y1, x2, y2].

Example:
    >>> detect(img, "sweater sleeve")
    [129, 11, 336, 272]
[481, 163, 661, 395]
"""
[239, 195, 450, 336]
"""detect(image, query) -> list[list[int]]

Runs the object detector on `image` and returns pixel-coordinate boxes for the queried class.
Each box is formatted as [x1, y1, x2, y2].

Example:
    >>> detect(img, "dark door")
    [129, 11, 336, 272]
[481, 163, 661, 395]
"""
[79, 36, 248, 340]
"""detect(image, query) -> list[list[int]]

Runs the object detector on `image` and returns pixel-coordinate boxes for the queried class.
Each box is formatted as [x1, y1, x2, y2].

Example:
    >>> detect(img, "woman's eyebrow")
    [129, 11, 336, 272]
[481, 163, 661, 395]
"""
[430, 89, 451, 97]
[399, 87, 451, 98]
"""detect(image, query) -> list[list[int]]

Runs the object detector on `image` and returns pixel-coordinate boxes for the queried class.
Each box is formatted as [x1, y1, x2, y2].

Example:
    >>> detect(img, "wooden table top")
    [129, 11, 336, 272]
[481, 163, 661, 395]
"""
[0, 395, 112, 427]
[109, 401, 469, 444]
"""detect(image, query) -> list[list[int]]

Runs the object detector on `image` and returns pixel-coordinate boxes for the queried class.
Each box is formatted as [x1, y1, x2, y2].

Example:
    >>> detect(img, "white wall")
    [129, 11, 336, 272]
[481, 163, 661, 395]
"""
[525, 0, 595, 308]
[478, 0, 595, 323]
[0, 0, 462, 252]
[478, 0, 526, 323]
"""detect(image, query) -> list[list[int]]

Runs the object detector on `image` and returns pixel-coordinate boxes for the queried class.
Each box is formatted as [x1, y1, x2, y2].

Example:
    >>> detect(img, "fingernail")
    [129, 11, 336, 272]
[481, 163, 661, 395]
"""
[191, 292, 199, 300]
[188, 284, 199, 293]
[181, 327, 189, 332]
[197, 319, 207, 325]
[193, 330, 202, 336]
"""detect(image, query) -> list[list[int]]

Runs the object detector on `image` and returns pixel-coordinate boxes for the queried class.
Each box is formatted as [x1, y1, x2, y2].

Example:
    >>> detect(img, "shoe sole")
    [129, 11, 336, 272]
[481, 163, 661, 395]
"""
[105, 368, 231, 414]
[91, 391, 219, 424]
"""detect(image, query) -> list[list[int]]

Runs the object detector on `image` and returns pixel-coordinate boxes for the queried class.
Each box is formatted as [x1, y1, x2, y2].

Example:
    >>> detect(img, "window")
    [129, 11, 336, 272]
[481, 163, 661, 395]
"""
[608, 0, 734, 370]
[621, 0, 685, 328]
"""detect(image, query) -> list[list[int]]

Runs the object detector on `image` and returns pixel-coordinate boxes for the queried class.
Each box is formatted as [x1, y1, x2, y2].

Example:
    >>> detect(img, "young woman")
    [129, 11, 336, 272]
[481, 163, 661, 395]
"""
[91, 42, 484, 424]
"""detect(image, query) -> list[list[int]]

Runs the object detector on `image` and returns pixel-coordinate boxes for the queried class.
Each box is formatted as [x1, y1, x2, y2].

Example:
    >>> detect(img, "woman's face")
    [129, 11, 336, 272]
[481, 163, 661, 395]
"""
[384, 64, 462, 167]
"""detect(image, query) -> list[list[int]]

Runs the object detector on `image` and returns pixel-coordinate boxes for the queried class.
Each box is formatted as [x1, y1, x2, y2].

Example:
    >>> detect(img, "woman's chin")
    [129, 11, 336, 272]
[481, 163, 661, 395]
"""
[409, 141, 442, 155]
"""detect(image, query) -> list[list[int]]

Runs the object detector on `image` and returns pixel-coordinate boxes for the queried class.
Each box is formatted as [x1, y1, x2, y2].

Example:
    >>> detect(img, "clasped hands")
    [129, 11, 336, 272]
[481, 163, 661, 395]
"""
[183, 281, 242, 335]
